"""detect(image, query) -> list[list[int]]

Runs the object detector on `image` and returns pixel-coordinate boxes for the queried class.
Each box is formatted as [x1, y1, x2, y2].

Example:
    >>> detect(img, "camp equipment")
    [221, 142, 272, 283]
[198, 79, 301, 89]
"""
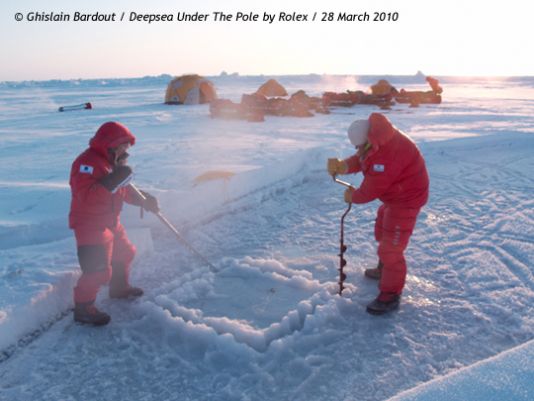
[164, 75, 217, 105]
[58, 102, 92, 112]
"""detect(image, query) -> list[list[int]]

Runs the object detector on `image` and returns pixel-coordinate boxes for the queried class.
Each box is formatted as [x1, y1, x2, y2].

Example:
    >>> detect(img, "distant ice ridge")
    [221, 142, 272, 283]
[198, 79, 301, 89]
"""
[2, 74, 534, 89]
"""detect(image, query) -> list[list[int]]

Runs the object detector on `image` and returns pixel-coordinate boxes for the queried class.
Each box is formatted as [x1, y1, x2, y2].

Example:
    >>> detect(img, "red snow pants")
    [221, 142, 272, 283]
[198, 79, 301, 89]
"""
[374, 204, 421, 295]
[73, 223, 136, 303]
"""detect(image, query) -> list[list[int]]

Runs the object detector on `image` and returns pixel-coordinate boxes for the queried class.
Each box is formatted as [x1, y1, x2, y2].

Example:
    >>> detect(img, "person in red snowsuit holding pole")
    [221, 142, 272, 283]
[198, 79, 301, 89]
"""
[328, 113, 429, 315]
[69, 121, 159, 325]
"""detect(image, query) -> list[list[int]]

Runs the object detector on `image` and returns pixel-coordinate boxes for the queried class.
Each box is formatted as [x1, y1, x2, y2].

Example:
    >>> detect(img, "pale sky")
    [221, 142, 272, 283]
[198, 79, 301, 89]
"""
[1, 0, 533, 81]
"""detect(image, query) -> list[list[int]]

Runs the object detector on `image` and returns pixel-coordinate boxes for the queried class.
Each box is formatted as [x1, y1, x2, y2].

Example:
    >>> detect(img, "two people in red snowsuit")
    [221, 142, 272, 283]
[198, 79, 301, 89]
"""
[69, 122, 160, 325]
[70, 115, 426, 323]
[328, 113, 429, 315]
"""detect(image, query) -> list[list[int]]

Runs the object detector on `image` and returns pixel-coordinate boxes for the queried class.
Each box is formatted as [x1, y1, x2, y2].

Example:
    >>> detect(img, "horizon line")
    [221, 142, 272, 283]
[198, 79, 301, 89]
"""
[2, 72, 534, 85]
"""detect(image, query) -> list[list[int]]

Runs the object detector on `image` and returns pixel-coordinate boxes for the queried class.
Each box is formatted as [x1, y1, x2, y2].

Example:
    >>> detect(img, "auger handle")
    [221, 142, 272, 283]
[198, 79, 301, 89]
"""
[332, 175, 353, 188]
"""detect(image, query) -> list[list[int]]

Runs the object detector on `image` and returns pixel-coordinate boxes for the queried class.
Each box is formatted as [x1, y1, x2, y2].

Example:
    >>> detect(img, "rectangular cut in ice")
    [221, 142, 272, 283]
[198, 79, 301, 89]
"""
[155, 259, 329, 352]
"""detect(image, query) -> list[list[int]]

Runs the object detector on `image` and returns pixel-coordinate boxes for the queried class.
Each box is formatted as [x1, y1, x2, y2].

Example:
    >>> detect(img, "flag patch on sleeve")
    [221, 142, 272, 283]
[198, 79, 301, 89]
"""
[373, 164, 385, 172]
[80, 164, 94, 174]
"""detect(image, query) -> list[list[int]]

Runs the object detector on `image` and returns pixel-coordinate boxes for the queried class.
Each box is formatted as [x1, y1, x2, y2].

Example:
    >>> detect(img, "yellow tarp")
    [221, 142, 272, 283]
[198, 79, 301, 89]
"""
[192, 170, 235, 187]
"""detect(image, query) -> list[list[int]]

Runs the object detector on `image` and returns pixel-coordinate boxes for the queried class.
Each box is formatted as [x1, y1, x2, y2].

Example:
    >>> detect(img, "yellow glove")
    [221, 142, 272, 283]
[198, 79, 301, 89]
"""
[327, 158, 348, 176]
[344, 186, 355, 203]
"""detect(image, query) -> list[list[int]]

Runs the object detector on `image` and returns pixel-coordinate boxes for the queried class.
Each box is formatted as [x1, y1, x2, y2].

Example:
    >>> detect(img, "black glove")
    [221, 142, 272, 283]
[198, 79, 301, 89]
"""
[140, 190, 160, 213]
[99, 165, 133, 193]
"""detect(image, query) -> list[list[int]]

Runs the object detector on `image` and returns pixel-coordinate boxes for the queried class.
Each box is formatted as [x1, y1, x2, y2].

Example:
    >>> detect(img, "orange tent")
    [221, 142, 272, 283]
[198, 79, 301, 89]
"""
[164, 75, 217, 105]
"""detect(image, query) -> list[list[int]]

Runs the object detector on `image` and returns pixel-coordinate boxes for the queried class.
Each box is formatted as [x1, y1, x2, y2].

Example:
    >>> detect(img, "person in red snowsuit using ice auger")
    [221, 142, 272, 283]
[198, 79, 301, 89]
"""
[69, 121, 160, 325]
[328, 113, 429, 315]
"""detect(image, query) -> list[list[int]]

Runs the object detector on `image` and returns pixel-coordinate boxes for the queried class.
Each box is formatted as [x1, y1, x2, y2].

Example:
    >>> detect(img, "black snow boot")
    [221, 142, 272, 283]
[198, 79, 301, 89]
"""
[74, 302, 111, 326]
[366, 292, 401, 315]
[364, 261, 383, 280]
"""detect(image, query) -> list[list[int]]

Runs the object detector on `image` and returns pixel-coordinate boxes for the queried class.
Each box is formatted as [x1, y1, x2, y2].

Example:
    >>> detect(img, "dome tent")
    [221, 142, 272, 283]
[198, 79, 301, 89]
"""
[164, 75, 217, 105]
[255, 79, 288, 97]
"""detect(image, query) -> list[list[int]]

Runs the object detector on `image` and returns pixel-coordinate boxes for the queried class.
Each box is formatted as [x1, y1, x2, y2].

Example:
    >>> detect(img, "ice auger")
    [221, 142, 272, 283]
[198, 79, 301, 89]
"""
[332, 175, 353, 295]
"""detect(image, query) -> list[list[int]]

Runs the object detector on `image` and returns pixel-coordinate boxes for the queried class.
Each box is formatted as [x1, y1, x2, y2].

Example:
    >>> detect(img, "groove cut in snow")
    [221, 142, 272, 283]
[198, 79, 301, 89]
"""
[153, 257, 335, 352]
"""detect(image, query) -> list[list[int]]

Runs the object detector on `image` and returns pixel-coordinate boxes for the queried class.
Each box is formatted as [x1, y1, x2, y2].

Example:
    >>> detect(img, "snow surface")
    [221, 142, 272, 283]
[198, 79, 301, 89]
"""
[389, 339, 534, 401]
[0, 74, 533, 400]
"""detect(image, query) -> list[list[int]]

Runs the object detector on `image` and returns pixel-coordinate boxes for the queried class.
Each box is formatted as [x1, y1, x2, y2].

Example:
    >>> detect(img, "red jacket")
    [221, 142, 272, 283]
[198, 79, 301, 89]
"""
[69, 122, 138, 229]
[344, 113, 429, 208]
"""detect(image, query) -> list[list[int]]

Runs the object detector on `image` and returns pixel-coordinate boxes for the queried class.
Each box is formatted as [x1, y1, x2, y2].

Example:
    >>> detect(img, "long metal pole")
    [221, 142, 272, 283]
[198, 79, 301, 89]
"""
[129, 184, 218, 272]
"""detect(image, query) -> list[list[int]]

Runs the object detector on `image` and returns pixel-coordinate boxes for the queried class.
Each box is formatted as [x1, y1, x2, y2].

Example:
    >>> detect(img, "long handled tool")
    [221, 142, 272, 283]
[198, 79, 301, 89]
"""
[129, 184, 218, 273]
[332, 175, 353, 295]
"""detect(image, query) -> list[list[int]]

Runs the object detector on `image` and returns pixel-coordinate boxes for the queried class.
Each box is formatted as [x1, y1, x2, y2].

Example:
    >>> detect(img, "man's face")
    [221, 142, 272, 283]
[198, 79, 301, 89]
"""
[110, 142, 131, 165]
[114, 142, 130, 157]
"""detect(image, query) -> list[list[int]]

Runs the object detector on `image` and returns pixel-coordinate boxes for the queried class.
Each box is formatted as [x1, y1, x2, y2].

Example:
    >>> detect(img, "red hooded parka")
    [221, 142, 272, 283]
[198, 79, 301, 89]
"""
[344, 113, 429, 207]
[69, 121, 136, 230]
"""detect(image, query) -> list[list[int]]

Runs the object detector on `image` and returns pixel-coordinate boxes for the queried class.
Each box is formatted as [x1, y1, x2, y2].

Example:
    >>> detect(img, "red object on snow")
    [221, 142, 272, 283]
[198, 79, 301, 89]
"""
[58, 102, 92, 112]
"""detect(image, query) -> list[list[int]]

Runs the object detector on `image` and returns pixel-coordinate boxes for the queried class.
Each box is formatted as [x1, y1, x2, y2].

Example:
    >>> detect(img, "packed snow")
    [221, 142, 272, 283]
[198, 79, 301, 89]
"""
[390, 338, 534, 401]
[0, 74, 533, 400]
